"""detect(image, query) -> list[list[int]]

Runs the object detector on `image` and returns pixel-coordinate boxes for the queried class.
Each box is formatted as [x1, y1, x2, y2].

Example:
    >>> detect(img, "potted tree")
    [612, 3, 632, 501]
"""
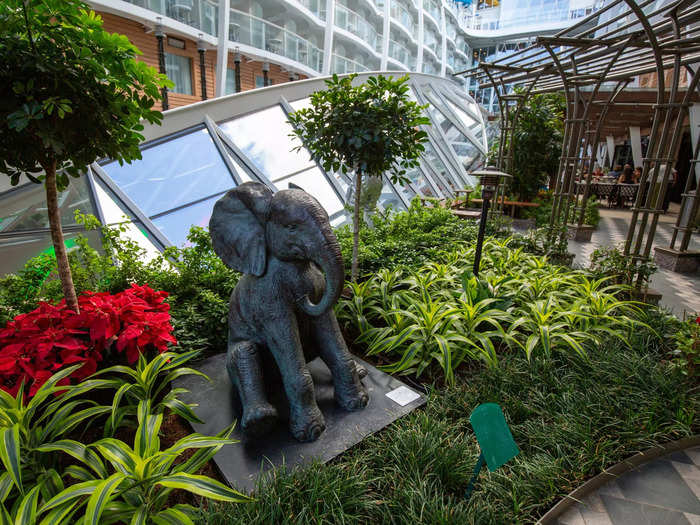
[288, 74, 430, 281]
[0, 0, 170, 311]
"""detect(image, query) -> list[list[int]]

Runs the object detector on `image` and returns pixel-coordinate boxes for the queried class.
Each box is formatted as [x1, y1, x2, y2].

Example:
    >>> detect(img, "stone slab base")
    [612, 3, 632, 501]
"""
[654, 247, 700, 274]
[174, 354, 425, 493]
[566, 224, 595, 242]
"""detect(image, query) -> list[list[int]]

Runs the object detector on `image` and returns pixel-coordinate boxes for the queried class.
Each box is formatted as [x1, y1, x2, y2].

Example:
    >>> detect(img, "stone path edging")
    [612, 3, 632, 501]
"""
[537, 435, 700, 524]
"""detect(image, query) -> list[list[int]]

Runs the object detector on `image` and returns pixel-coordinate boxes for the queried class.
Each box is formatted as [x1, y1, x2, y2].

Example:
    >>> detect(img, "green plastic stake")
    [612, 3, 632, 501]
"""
[465, 403, 519, 500]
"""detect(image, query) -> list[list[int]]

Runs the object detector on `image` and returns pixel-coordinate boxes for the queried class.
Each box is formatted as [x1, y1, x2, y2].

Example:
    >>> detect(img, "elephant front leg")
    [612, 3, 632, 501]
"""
[227, 340, 278, 436]
[265, 316, 325, 442]
[312, 312, 369, 411]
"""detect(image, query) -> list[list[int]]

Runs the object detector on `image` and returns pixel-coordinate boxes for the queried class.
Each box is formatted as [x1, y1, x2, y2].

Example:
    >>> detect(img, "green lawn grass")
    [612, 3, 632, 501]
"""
[201, 325, 697, 524]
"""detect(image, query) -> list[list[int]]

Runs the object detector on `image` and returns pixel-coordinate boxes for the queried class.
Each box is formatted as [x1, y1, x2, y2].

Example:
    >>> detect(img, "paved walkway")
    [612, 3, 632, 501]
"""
[555, 446, 700, 525]
[566, 205, 700, 315]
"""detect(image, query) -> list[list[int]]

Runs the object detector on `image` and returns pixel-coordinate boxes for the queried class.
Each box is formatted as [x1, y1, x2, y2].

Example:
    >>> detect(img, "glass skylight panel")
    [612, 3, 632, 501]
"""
[275, 166, 346, 221]
[289, 98, 312, 111]
[101, 127, 235, 217]
[0, 230, 102, 277]
[151, 195, 221, 248]
[405, 166, 438, 197]
[378, 179, 407, 212]
[0, 176, 94, 234]
[92, 177, 164, 259]
[218, 105, 316, 181]
[422, 143, 455, 193]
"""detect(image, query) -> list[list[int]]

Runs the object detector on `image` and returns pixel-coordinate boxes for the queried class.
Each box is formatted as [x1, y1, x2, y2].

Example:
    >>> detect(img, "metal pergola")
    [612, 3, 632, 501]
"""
[456, 0, 700, 283]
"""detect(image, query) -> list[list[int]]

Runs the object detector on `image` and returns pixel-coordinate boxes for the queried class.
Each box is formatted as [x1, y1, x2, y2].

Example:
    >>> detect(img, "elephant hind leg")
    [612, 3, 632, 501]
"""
[227, 340, 278, 436]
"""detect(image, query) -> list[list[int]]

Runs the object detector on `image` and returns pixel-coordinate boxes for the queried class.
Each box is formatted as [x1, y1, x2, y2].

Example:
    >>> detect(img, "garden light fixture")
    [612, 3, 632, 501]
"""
[470, 166, 511, 275]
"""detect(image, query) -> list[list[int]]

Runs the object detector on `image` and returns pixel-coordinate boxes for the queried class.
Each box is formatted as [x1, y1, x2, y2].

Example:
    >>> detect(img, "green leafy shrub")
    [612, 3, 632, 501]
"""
[93, 350, 207, 435]
[337, 238, 650, 383]
[0, 215, 239, 356]
[524, 191, 600, 228]
[0, 358, 246, 523]
[335, 198, 480, 276]
[205, 320, 696, 524]
[588, 244, 657, 290]
[672, 314, 700, 376]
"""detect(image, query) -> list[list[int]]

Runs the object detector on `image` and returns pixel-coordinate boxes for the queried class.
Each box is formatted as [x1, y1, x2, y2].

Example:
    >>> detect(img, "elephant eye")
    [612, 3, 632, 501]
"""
[286, 224, 298, 232]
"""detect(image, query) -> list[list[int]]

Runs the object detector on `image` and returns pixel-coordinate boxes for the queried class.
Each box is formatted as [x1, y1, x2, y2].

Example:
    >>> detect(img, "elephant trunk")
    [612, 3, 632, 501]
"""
[298, 229, 345, 317]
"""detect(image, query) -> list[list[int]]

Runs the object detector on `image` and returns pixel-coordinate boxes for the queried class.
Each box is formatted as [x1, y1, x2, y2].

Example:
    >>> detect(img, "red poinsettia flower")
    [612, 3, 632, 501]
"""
[0, 284, 177, 398]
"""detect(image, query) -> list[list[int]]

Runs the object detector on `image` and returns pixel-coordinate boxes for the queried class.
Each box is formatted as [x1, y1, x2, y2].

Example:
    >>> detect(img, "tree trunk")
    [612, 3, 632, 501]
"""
[44, 162, 79, 312]
[351, 169, 363, 282]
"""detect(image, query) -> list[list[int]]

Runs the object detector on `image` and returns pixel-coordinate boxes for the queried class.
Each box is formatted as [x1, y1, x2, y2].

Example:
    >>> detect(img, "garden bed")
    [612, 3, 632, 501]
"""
[203, 333, 696, 524]
[0, 204, 696, 524]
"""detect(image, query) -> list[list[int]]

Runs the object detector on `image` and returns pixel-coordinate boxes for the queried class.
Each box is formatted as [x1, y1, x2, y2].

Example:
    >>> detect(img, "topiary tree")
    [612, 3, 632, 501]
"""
[0, 0, 171, 312]
[288, 74, 430, 281]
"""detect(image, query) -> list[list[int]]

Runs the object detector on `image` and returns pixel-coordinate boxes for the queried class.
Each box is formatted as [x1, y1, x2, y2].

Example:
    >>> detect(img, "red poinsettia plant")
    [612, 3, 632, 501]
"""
[0, 284, 176, 397]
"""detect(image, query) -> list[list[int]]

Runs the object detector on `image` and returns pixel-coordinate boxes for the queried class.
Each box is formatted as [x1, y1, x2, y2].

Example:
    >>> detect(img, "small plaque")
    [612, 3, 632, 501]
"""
[386, 386, 420, 406]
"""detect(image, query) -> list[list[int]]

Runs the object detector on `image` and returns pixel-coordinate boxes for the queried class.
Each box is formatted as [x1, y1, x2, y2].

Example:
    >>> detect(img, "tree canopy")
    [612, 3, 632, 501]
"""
[288, 74, 430, 184]
[288, 74, 430, 281]
[0, 0, 171, 189]
[0, 0, 170, 310]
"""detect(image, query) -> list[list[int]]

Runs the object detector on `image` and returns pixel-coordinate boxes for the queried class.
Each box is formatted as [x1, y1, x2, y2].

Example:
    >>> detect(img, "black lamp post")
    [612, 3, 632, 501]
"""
[197, 34, 207, 100]
[470, 166, 511, 276]
[234, 47, 242, 93]
[262, 61, 270, 87]
[154, 18, 168, 110]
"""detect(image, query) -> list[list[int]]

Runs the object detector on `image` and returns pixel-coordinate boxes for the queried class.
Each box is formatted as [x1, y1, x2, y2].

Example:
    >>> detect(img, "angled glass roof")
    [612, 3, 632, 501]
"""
[0, 73, 487, 275]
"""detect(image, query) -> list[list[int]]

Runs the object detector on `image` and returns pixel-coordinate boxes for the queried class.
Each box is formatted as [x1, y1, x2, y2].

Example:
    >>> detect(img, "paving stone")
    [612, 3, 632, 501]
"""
[615, 459, 700, 515]
[557, 505, 586, 525]
[672, 461, 700, 483]
[685, 448, 700, 467]
[597, 479, 625, 499]
[600, 494, 692, 525]
[685, 513, 700, 525]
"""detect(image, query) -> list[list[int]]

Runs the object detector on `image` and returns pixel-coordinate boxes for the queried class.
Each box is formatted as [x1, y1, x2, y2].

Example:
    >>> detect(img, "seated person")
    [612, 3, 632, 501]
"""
[608, 164, 622, 180]
[615, 165, 635, 207]
[633, 166, 642, 183]
[618, 164, 634, 184]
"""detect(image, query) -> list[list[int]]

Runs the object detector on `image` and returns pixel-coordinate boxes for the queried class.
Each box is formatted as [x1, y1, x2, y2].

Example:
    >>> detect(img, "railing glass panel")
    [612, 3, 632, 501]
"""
[390, 2, 416, 34]
[331, 54, 370, 74]
[422, 0, 440, 23]
[334, 4, 380, 51]
[229, 9, 323, 72]
[296, 0, 326, 20]
[388, 40, 414, 69]
[123, 0, 219, 36]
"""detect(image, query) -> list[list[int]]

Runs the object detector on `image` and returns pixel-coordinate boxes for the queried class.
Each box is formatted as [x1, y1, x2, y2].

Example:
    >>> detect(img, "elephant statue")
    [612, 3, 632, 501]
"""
[209, 182, 369, 442]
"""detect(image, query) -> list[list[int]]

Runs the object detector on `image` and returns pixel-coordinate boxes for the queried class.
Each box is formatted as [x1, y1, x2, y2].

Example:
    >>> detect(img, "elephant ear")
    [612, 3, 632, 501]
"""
[209, 182, 273, 276]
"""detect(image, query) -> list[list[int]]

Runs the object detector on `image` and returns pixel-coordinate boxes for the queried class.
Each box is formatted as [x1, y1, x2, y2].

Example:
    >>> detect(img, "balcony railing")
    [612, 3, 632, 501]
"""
[423, 0, 440, 23]
[463, 3, 599, 30]
[422, 60, 438, 75]
[388, 40, 414, 68]
[335, 4, 380, 51]
[123, 0, 219, 36]
[295, 0, 326, 20]
[390, 2, 416, 34]
[423, 31, 439, 55]
[446, 22, 457, 40]
[331, 54, 370, 74]
[229, 9, 323, 72]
